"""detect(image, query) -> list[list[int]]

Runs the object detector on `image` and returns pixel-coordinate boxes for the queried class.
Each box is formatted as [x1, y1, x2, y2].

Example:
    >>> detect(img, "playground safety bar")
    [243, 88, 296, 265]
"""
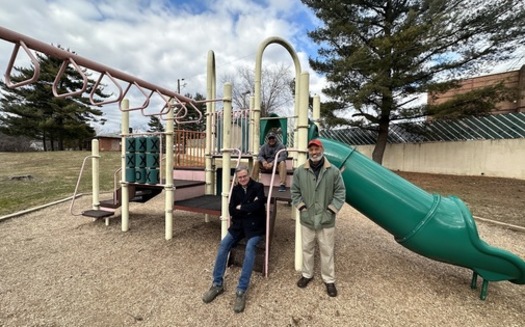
[264, 148, 306, 277]
[69, 155, 100, 216]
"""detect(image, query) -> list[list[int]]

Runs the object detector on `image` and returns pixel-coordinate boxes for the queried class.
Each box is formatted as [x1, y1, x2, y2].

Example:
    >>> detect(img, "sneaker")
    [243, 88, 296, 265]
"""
[202, 285, 224, 303]
[233, 290, 246, 313]
[325, 283, 337, 297]
[296, 276, 313, 288]
[278, 184, 286, 192]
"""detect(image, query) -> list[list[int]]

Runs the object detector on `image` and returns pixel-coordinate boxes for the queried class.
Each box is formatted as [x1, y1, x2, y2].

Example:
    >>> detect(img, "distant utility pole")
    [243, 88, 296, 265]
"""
[177, 78, 185, 94]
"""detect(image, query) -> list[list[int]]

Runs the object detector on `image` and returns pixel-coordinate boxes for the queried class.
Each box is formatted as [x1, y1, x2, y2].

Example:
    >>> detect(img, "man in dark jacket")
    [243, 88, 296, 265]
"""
[202, 165, 266, 313]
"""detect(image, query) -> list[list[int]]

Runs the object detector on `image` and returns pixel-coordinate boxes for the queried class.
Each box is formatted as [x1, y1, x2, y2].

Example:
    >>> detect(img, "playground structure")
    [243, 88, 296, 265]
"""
[1, 25, 525, 300]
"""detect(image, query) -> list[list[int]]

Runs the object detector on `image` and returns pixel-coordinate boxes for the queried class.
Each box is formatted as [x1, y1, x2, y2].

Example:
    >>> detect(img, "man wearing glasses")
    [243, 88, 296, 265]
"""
[202, 165, 266, 313]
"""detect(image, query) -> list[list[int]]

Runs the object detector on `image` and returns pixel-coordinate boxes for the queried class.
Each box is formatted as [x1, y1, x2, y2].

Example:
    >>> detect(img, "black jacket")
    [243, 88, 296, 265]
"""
[228, 178, 267, 241]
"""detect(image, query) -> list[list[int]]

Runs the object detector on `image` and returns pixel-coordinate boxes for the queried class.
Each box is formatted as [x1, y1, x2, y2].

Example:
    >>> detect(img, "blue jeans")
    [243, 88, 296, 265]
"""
[212, 232, 262, 293]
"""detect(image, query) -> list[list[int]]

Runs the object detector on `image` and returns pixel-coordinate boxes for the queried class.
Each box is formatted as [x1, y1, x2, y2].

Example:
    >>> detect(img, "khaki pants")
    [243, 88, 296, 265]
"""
[301, 225, 335, 283]
[251, 160, 287, 186]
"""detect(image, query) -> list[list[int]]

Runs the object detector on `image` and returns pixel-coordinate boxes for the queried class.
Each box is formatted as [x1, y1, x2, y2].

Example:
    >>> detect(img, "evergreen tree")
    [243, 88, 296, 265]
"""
[147, 115, 165, 133]
[302, 0, 525, 163]
[174, 92, 206, 132]
[0, 49, 109, 151]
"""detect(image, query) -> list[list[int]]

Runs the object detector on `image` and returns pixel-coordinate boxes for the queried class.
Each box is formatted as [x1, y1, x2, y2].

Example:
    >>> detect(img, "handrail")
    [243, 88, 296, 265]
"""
[113, 167, 122, 204]
[69, 155, 100, 216]
[264, 148, 304, 277]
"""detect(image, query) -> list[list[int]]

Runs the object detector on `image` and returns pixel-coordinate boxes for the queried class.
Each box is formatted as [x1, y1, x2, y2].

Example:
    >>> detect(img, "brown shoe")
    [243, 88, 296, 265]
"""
[296, 276, 313, 288]
[325, 283, 337, 297]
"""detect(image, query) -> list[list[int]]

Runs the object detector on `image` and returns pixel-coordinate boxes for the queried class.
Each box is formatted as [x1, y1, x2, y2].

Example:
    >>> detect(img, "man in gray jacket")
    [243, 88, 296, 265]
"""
[251, 132, 288, 192]
[290, 139, 346, 297]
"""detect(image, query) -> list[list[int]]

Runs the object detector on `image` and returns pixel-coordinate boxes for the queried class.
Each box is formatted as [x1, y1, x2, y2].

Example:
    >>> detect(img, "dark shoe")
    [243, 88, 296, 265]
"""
[325, 283, 337, 297]
[233, 290, 246, 313]
[278, 184, 286, 192]
[202, 285, 224, 303]
[296, 276, 313, 288]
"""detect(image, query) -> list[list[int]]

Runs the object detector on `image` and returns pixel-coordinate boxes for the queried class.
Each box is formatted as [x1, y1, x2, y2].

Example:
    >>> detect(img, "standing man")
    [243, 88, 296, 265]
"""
[290, 139, 346, 297]
[202, 165, 266, 313]
[251, 132, 288, 192]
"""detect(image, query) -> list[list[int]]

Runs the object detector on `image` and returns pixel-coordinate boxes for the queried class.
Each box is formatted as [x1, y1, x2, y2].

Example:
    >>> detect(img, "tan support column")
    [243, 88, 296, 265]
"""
[295, 71, 310, 271]
[313, 94, 321, 129]
[205, 50, 216, 223]
[121, 100, 130, 232]
[221, 83, 233, 238]
[91, 139, 100, 211]
[165, 101, 175, 240]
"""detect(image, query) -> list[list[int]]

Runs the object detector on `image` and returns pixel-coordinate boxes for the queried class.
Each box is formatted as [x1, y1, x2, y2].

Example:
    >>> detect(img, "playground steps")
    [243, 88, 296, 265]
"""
[257, 158, 294, 188]
[228, 199, 278, 274]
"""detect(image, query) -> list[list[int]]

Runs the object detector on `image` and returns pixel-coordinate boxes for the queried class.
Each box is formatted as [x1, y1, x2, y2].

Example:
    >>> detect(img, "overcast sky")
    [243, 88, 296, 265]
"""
[1, 0, 524, 134]
[0, 0, 325, 133]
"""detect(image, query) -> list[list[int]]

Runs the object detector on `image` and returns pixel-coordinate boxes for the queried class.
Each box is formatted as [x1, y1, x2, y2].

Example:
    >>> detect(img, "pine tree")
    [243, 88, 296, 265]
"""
[302, 0, 525, 163]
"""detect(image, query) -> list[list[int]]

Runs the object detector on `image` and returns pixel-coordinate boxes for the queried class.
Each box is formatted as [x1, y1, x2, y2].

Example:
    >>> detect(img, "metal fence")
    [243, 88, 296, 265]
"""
[320, 112, 525, 145]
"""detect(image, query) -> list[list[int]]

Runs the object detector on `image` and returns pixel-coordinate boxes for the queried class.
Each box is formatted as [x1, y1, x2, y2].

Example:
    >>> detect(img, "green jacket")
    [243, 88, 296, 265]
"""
[291, 157, 346, 230]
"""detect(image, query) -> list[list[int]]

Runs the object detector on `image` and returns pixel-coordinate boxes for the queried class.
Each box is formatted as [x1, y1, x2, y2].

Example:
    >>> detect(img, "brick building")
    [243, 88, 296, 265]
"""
[428, 65, 525, 114]
[88, 133, 121, 151]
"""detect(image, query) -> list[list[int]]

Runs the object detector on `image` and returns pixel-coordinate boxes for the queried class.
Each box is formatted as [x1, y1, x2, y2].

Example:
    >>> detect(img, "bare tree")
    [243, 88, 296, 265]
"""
[222, 64, 294, 117]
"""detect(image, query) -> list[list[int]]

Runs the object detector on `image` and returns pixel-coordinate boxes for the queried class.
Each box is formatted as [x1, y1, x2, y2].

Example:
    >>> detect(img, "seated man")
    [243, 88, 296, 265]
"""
[202, 165, 266, 313]
[251, 132, 288, 192]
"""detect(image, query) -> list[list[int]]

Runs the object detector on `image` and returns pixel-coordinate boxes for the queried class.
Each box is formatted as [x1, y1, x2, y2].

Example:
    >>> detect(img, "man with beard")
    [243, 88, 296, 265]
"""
[290, 139, 346, 297]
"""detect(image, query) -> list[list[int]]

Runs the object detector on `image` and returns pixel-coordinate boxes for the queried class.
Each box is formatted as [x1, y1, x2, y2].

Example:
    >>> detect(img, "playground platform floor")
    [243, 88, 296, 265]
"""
[0, 195, 524, 327]
[173, 186, 291, 216]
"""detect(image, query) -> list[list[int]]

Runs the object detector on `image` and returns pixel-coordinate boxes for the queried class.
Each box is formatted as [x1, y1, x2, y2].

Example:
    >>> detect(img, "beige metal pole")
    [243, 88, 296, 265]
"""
[205, 51, 216, 223]
[91, 139, 100, 211]
[121, 100, 130, 231]
[205, 50, 215, 197]
[165, 101, 175, 240]
[221, 83, 233, 238]
[254, 37, 302, 164]
[313, 95, 321, 129]
[295, 72, 310, 271]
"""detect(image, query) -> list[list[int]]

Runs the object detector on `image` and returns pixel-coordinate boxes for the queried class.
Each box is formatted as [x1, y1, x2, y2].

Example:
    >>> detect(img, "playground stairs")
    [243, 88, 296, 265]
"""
[228, 198, 278, 274]
[257, 158, 293, 187]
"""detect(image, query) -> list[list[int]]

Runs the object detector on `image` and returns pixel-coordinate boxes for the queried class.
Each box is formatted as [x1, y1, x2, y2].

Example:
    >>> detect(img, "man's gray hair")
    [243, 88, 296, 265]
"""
[235, 165, 250, 175]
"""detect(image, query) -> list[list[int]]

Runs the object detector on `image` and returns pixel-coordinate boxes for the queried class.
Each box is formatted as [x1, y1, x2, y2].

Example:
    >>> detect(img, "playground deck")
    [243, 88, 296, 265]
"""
[172, 185, 291, 217]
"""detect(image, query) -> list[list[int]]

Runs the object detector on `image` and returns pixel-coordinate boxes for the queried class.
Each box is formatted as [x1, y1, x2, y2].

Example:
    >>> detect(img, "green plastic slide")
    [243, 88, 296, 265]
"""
[320, 137, 525, 288]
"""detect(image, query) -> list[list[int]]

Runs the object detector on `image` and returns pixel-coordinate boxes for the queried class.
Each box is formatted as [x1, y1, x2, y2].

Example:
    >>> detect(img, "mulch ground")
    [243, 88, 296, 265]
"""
[0, 195, 524, 327]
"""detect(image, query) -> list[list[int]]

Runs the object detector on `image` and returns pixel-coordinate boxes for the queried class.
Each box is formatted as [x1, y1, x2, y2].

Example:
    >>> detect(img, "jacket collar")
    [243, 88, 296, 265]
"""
[303, 157, 331, 170]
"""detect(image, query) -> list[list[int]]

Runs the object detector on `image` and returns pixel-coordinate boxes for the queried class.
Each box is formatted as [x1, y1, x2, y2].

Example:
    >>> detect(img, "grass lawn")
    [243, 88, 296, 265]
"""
[0, 151, 121, 216]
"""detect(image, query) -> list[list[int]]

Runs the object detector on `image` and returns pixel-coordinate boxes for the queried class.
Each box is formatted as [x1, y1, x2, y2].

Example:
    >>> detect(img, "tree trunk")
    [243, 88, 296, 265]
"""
[372, 119, 389, 164]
